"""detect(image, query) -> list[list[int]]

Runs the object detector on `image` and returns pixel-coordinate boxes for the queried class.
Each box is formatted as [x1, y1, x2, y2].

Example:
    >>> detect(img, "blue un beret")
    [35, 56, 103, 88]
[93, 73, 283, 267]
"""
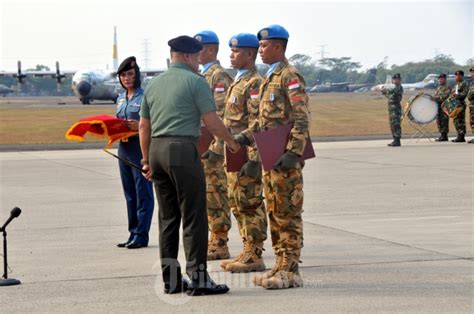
[257, 24, 289, 41]
[194, 30, 219, 44]
[168, 35, 203, 53]
[228, 33, 259, 48]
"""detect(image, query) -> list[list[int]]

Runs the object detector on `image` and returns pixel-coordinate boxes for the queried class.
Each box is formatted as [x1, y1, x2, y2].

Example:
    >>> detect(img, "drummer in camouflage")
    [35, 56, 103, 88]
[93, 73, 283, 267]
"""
[219, 33, 268, 273]
[381, 73, 404, 147]
[251, 24, 310, 290]
[194, 30, 234, 260]
[450, 70, 468, 143]
[432, 74, 451, 142]
[468, 67, 474, 144]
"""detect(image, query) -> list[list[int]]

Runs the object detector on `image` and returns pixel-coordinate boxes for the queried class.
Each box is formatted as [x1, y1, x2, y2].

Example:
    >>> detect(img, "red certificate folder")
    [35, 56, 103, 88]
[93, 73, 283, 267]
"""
[198, 126, 214, 155]
[254, 124, 315, 171]
[225, 146, 248, 172]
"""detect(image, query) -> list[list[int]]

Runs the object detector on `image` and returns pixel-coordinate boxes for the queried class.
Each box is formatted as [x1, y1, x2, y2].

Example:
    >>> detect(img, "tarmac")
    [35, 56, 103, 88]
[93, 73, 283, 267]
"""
[0, 139, 472, 313]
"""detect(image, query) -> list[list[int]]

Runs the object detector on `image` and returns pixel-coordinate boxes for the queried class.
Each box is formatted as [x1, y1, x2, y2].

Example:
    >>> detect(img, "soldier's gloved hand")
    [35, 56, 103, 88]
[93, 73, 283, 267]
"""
[201, 150, 222, 163]
[274, 151, 300, 171]
[239, 160, 261, 178]
[234, 133, 251, 146]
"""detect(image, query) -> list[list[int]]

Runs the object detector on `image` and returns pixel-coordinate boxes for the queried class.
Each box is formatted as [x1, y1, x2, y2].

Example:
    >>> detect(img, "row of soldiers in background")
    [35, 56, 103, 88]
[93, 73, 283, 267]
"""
[433, 68, 474, 144]
[380, 68, 474, 146]
[196, 26, 308, 289]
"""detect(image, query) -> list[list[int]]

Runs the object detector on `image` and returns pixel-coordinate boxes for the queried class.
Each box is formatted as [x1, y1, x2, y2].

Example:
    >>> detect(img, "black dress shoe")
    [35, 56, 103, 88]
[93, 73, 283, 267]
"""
[164, 278, 190, 294]
[117, 241, 130, 248]
[186, 280, 230, 296]
[126, 241, 148, 249]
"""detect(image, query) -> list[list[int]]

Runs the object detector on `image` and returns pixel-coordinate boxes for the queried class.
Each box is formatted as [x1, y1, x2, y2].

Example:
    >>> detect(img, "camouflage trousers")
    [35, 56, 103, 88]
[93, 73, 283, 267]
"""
[453, 104, 466, 135]
[470, 105, 474, 132]
[437, 104, 449, 134]
[388, 102, 402, 138]
[263, 165, 304, 255]
[203, 156, 231, 233]
[227, 171, 267, 243]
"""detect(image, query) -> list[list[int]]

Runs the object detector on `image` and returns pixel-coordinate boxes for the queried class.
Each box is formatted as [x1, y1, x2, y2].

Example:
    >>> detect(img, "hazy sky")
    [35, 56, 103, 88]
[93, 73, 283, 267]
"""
[0, 0, 472, 72]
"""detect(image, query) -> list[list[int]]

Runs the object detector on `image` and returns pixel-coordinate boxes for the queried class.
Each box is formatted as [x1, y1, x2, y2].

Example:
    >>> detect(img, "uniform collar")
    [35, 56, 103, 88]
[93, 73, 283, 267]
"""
[201, 61, 219, 75]
[235, 69, 249, 81]
[266, 59, 288, 78]
[126, 87, 144, 100]
[170, 62, 194, 72]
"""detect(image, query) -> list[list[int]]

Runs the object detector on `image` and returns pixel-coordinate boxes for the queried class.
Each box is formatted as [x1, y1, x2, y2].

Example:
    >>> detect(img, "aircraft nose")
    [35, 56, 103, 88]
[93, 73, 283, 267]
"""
[76, 81, 91, 96]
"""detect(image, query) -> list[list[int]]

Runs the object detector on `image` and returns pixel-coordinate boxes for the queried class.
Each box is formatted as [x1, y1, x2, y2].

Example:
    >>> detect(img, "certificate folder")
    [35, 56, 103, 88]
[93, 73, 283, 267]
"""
[254, 124, 315, 171]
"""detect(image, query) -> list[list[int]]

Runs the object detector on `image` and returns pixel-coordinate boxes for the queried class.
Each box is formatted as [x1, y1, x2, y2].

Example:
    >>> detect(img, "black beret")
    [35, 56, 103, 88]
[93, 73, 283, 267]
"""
[470, 67, 474, 72]
[454, 70, 464, 76]
[438, 73, 446, 79]
[392, 73, 401, 79]
[168, 35, 203, 53]
[117, 56, 138, 74]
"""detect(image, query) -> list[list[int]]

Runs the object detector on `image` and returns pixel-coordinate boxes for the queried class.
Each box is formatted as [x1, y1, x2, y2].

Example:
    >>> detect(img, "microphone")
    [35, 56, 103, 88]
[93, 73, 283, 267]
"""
[0, 207, 22, 232]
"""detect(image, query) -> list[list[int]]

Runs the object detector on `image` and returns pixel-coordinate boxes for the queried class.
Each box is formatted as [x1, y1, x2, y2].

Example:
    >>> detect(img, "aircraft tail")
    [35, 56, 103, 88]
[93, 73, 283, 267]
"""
[385, 75, 391, 84]
[112, 26, 118, 71]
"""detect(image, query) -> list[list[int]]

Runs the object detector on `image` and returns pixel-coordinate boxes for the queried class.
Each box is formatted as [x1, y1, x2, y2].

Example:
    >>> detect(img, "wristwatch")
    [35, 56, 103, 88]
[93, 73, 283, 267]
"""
[140, 159, 149, 166]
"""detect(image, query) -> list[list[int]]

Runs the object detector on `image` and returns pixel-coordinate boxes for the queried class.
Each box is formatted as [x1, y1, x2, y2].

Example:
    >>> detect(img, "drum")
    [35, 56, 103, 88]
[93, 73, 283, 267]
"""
[405, 93, 438, 124]
[441, 98, 463, 118]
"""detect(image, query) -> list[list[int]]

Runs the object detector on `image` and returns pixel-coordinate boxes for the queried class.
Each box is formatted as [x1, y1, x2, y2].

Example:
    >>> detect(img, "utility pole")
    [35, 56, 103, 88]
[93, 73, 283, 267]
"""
[316, 45, 329, 61]
[142, 39, 151, 70]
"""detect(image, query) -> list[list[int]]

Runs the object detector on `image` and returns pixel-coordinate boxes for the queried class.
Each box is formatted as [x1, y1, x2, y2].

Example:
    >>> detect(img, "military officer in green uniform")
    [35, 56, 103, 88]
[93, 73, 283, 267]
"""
[251, 25, 310, 290]
[381, 73, 404, 147]
[139, 35, 239, 296]
[194, 30, 234, 260]
[468, 67, 474, 144]
[450, 70, 469, 143]
[431, 73, 451, 142]
[218, 33, 267, 273]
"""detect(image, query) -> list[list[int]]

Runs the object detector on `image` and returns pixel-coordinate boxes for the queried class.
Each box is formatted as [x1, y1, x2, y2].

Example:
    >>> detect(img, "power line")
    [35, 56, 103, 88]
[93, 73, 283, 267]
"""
[141, 39, 151, 70]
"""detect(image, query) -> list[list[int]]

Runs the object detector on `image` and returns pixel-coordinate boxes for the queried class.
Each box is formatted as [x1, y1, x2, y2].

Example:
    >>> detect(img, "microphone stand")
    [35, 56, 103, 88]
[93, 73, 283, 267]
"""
[0, 227, 21, 286]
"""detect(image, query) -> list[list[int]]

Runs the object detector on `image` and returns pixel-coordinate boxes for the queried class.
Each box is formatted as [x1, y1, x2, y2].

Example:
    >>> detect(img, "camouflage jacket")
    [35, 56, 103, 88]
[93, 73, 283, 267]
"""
[382, 84, 403, 104]
[434, 84, 451, 105]
[224, 68, 262, 161]
[203, 61, 233, 155]
[467, 81, 474, 103]
[450, 80, 468, 103]
[258, 59, 310, 156]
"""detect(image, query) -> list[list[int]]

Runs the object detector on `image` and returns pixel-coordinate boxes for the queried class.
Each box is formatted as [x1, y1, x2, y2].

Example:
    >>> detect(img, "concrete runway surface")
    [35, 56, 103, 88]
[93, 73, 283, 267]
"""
[0, 140, 472, 312]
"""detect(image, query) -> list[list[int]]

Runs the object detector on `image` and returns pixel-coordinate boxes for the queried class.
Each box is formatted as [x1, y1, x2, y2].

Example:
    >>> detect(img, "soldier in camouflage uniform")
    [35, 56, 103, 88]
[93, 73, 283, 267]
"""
[450, 70, 469, 143]
[218, 33, 267, 273]
[251, 25, 309, 290]
[194, 30, 234, 260]
[381, 73, 404, 147]
[468, 67, 474, 144]
[432, 74, 451, 142]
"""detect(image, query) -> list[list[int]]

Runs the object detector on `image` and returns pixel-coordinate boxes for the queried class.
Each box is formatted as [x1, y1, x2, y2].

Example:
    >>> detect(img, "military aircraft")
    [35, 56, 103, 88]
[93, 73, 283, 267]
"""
[0, 84, 14, 96]
[372, 74, 438, 91]
[0, 27, 165, 104]
[308, 68, 377, 93]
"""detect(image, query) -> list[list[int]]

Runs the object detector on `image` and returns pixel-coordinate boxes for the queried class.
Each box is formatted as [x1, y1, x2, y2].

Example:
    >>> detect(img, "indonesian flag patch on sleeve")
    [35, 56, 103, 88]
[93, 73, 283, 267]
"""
[214, 84, 225, 93]
[250, 91, 259, 99]
[287, 80, 300, 90]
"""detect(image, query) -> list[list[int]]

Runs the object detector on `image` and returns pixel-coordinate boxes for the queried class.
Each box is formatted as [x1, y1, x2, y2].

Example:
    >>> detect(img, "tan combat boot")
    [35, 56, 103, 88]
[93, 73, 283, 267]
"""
[261, 251, 303, 289]
[207, 231, 230, 260]
[225, 241, 266, 273]
[219, 240, 247, 270]
[252, 254, 282, 286]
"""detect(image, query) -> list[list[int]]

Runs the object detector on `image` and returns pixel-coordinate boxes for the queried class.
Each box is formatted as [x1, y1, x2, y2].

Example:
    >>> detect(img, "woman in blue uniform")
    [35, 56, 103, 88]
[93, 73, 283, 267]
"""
[116, 56, 154, 249]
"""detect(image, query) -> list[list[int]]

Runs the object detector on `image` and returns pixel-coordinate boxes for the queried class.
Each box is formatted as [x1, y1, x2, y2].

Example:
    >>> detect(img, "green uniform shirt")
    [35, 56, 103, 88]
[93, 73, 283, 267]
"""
[140, 63, 216, 137]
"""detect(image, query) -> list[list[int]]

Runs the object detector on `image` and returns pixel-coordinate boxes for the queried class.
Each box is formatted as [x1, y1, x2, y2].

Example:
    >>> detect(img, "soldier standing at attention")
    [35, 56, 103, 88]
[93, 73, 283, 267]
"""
[194, 30, 234, 260]
[219, 33, 267, 273]
[450, 70, 468, 143]
[252, 25, 310, 289]
[381, 73, 404, 147]
[432, 74, 451, 142]
[139, 35, 239, 296]
[467, 67, 474, 144]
